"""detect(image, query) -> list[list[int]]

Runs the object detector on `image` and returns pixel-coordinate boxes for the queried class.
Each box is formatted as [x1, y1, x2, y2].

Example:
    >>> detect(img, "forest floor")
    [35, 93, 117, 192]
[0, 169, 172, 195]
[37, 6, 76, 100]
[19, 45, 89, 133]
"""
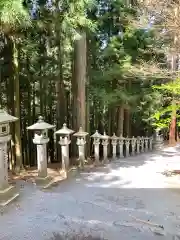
[1, 146, 180, 239]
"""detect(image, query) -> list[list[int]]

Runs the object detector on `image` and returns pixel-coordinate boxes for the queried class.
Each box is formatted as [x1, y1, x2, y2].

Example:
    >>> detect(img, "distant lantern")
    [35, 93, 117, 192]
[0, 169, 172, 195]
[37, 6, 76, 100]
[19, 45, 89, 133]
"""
[101, 132, 109, 163]
[55, 123, 74, 137]
[91, 130, 102, 166]
[73, 127, 89, 168]
[111, 133, 118, 159]
[101, 131, 109, 141]
[73, 127, 88, 139]
[91, 130, 102, 141]
[55, 123, 75, 173]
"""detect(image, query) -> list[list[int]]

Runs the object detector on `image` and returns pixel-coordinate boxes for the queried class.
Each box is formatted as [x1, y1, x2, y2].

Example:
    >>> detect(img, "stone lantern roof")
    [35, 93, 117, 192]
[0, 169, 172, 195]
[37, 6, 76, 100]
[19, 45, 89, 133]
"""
[55, 123, 74, 135]
[0, 109, 18, 124]
[101, 131, 109, 140]
[119, 134, 124, 138]
[91, 130, 102, 138]
[73, 127, 89, 137]
[27, 116, 55, 130]
[111, 133, 119, 140]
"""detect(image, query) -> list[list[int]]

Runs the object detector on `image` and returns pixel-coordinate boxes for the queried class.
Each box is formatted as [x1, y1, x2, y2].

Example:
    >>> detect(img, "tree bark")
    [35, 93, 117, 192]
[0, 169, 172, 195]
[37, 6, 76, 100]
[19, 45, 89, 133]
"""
[55, 1, 67, 128]
[169, 102, 176, 146]
[12, 39, 23, 171]
[72, 31, 87, 131]
[168, 52, 177, 146]
[117, 106, 124, 136]
[124, 109, 131, 137]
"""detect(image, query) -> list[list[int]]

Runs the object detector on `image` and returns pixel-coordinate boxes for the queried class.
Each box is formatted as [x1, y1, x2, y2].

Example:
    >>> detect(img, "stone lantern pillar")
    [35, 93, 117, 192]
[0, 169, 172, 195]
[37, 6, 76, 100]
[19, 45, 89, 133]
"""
[149, 137, 153, 151]
[153, 128, 164, 151]
[119, 134, 124, 158]
[73, 127, 88, 169]
[131, 136, 137, 156]
[141, 137, 144, 153]
[55, 124, 74, 173]
[136, 137, 140, 154]
[101, 132, 109, 164]
[125, 137, 130, 157]
[144, 137, 149, 152]
[111, 133, 118, 159]
[58, 136, 69, 176]
[27, 116, 54, 185]
[0, 109, 19, 206]
[91, 130, 102, 166]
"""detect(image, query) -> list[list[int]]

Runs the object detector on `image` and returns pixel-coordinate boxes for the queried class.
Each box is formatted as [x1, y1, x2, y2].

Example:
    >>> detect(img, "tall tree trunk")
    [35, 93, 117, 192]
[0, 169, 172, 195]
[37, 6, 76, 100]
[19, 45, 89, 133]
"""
[72, 31, 87, 131]
[107, 108, 112, 135]
[27, 56, 32, 166]
[39, 57, 43, 114]
[55, 2, 67, 129]
[6, 37, 15, 168]
[86, 35, 91, 158]
[124, 77, 132, 137]
[55, 38, 66, 128]
[169, 102, 176, 146]
[168, 54, 177, 145]
[117, 106, 124, 136]
[124, 109, 131, 137]
[12, 39, 23, 171]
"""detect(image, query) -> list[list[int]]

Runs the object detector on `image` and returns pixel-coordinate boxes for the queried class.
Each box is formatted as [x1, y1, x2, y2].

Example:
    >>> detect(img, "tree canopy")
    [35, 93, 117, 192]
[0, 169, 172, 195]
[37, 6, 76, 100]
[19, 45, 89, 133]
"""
[0, 0, 179, 168]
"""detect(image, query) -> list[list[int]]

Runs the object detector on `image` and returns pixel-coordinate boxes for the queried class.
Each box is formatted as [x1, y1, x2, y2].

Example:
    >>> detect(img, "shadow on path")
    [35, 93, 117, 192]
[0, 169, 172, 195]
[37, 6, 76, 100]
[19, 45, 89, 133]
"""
[0, 146, 180, 239]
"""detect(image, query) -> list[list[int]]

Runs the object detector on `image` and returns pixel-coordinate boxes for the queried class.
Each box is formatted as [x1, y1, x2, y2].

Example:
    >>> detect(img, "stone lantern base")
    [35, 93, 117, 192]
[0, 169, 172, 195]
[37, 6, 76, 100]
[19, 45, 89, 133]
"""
[153, 139, 164, 151]
[94, 160, 104, 167]
[0, 185, 19, 207]
[35, 176, 54, 189]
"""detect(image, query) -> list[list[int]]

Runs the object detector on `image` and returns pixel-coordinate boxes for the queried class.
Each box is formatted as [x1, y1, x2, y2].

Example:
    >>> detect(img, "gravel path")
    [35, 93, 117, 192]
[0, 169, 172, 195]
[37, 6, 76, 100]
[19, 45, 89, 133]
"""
[0, 146, 180, 239]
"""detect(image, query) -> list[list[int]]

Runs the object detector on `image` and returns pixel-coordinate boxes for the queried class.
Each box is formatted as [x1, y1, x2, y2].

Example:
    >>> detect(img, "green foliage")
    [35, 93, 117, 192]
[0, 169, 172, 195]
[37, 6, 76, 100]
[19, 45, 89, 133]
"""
[153, 79, 180, 95]
[89, 0, 163, 123]
[149, 79, 180, 130]
[0, 0, 171, 139]
[58, 0, 96, 41]
[0, 0, 31, 32]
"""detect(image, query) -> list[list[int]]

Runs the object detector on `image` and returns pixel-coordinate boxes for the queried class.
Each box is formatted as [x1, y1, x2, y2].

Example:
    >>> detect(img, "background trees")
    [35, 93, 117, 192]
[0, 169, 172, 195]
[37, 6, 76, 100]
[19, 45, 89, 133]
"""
[0, 0, 177, 168]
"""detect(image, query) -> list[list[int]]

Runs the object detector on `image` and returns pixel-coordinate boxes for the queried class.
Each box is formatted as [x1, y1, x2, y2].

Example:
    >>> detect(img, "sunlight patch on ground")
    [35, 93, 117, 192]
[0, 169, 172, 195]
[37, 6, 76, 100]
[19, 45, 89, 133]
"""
[162, 146, 180, 153]
[83, 151, 180, 189]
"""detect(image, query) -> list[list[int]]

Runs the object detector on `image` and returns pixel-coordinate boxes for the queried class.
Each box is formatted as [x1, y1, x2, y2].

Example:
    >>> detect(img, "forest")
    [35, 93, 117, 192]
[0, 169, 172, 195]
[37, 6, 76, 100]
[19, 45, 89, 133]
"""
[0, 0, 180, 170]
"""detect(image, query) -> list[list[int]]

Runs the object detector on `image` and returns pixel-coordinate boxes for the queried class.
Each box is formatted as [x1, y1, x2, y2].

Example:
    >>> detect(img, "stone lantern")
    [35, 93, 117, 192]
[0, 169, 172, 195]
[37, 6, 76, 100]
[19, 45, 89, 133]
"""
[136, 136, 140, 154]
[140, 136, 145, 153]
[149, 136, 153, 151]
[73, 127, 89, 169]
[55, 123, 74, 173]
[144, 137, 149, 152]
[27, 116, 54, 184]
[101, 132, 109, 164]
[131, 136, 137, 156]
[125, 137, 130, 157]
[91, 130, 102, 166]
[0, 109, 19, 206]
[118, 134, 124, 158]
[111, 133, 118, 159]
[153, 128, 164, 151]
